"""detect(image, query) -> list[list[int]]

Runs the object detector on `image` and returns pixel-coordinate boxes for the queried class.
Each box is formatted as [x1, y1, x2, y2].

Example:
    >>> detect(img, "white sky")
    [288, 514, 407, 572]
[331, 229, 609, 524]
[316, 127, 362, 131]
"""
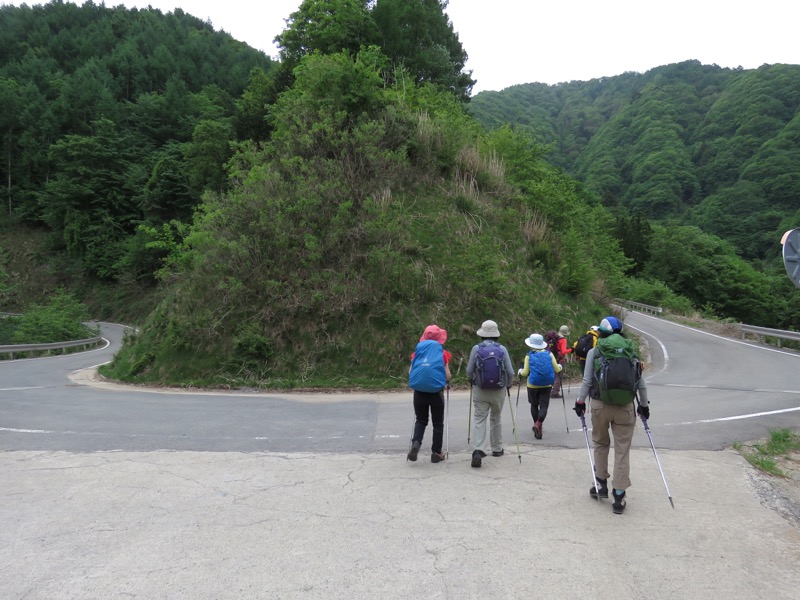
[5, 0, 800, 94]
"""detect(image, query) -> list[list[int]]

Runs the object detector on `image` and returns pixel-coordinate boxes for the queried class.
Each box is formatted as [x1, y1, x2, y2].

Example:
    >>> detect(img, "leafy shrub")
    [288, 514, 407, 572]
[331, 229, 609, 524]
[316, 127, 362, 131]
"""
[620, 277, 695, 314]
[0, 316, 19, 344]
[12, 289, 96, 343]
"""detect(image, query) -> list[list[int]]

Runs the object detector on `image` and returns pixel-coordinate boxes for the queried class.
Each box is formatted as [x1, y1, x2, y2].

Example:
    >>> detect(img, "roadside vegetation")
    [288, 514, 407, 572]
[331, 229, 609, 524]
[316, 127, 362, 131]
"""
[734, 429, 800, 478]
[0, 289, 97, 345]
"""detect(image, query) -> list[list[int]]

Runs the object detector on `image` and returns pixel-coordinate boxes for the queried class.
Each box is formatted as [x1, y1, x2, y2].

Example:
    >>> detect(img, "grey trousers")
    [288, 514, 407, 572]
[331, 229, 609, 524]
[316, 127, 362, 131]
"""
[472, 387, 507, 454]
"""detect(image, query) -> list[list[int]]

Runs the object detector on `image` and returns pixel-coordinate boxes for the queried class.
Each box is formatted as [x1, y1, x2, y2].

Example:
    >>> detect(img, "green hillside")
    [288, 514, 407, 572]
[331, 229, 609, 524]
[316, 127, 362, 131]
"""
[2, 2, 795, 388]
[103, 51, 627, 388]
[469, 61, 800, 261]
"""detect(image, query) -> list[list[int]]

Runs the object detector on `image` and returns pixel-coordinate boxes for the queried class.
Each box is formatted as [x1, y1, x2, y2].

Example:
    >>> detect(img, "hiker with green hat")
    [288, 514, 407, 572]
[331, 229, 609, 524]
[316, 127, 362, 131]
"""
[517, 333, 562, 439]
[466, 320, 515, 468]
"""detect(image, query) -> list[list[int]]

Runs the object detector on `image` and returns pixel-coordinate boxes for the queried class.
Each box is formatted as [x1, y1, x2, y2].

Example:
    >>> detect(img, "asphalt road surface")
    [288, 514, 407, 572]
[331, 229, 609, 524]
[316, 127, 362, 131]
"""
[2, 313, 799, 453]
[2, 314, 800, 600]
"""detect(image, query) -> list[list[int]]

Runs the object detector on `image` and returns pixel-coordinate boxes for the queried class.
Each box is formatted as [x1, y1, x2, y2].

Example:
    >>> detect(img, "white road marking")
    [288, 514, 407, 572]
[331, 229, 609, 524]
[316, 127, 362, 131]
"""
[0, 427, 55, 434]
[677, 405, 800, 425]
[665, 384, 709, 388]
[0, 386, 48, 391]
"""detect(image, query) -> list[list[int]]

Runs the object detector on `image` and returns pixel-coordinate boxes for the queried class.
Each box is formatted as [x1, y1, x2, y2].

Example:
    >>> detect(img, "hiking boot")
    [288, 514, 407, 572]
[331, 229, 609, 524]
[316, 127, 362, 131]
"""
[471, 450, 485, 468]
[533, 421, 542, 439]
[407, 441, 421, 462]
[590, 477, 608, 499]
[431, 452, 446, 463]
[492, 449, 504, 457]
[612, 489, 626, 514]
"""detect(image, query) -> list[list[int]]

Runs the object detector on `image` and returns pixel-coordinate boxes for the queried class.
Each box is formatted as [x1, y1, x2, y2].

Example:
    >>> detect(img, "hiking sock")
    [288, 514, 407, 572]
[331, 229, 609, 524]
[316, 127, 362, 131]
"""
[612, 489, 626, 514]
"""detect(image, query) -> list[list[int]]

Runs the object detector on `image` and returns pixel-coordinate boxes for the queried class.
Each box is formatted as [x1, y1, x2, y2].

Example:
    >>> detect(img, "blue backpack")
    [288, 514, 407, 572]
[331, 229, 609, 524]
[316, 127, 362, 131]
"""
[528, 350, 555, 386]
[409, 339, 446, 392]
[475, 342, 505, 389]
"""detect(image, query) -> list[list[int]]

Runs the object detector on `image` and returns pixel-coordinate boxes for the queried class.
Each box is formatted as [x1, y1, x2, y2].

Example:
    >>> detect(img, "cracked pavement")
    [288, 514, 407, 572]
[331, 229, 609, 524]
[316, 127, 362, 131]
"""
[2, 448, 800, 600]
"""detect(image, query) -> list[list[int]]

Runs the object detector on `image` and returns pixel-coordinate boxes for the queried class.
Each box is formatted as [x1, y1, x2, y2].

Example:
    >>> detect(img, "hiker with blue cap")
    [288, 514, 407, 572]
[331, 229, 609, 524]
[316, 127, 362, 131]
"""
[573, 316, 650, 514]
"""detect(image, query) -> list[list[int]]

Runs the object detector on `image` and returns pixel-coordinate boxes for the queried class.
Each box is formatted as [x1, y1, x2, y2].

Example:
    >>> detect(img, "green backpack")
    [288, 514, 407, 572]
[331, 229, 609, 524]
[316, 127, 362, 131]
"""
[592, 334, 642, 406]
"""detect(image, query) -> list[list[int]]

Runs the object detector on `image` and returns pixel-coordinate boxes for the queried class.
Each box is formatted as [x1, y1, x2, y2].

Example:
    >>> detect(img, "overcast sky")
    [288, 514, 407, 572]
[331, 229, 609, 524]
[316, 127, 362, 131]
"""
[5, 0, 800, 94]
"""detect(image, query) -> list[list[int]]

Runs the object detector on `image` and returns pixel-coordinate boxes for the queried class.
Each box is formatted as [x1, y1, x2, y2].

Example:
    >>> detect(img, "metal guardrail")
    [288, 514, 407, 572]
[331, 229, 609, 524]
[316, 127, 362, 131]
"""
[617, 298, 799, 349]
[613, 298, 663, 315]
[0, 336, 102, 358]
[739, 324, 800, 347]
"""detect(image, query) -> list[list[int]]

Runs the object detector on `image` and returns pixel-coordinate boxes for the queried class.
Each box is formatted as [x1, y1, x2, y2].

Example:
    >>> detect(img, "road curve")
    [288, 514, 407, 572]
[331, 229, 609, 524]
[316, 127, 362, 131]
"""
[1, 316, 799, 452]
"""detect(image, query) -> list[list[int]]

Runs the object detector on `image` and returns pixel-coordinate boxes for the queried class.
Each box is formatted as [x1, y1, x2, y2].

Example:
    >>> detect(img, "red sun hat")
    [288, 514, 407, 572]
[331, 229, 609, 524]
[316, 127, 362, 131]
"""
[420, 324, 448, 344]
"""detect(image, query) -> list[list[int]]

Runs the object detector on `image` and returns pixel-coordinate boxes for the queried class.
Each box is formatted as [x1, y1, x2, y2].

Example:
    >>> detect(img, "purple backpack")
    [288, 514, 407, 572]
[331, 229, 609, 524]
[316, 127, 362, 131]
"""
[475, 343, 505, 389]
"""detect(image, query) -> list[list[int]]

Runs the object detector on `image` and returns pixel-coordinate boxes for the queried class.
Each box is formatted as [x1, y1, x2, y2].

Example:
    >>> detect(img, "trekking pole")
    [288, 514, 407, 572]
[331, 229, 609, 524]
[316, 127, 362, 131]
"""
[507, 387, 522, 463]
[566, 364, 571, 395]
[639, 411, 675, 509]
[407, 411, 416, 461]
[467, 385, 473, 445]
[445, 386, 450, 459]
[579, 412, 600, 499]
[562, 394, 569, 433]
[514, 379, 521, 435]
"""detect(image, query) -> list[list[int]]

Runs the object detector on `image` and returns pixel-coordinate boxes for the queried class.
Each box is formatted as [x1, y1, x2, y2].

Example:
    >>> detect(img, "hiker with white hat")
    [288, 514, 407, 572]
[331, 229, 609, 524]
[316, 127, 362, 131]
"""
[465, 320, 515, 468]
[517, 333, 562, 439]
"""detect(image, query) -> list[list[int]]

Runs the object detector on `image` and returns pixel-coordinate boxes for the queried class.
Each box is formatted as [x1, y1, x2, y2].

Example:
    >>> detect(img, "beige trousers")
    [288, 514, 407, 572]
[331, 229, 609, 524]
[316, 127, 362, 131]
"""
[590, 400, 636, 490]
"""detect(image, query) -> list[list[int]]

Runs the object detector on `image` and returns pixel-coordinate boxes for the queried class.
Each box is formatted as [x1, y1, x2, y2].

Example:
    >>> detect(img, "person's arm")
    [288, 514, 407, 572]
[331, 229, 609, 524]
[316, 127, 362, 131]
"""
[465, 346, 477, 383]
[573, 348, 596, 416]
[518, 353, 530, 378]
[551, 352, 562, 373]
[576, 348, 595, 402]
[636, 367, 648, 406]
[444, 363, 452, 383]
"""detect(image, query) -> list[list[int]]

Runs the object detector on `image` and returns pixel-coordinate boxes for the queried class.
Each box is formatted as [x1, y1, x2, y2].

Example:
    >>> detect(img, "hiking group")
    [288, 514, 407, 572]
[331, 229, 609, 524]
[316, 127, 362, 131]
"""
[407, 315, 653, 515]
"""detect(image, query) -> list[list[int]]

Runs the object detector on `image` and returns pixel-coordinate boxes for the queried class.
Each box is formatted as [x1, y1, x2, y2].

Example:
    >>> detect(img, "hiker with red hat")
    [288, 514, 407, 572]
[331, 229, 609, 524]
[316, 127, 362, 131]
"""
[407, 324, 452, 463]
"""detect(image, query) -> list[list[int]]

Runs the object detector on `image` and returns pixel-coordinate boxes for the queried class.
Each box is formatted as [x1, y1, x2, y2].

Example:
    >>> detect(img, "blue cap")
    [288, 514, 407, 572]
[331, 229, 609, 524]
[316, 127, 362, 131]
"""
[599, 316, 623, 335]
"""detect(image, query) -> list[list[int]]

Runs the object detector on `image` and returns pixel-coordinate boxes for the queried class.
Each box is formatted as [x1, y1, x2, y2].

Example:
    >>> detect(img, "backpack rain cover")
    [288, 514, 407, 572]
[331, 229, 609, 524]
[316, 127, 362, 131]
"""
[409, 339, 446, 393]
[592, 335, 641, 405]
[528, 350, 555, 386]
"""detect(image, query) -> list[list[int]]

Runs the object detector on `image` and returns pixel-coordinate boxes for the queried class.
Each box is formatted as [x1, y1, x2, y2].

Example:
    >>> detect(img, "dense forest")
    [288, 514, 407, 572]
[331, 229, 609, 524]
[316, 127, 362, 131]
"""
[0, 1, 796, 387]
[469, 62, 800, 327]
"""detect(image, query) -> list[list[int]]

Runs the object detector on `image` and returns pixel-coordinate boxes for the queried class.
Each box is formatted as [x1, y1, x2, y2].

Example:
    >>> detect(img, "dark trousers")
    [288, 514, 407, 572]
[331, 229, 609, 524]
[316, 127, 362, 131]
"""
[412, 390, 445, 454]
[550, 367, 564, 397]
[527, 387, 551, 423]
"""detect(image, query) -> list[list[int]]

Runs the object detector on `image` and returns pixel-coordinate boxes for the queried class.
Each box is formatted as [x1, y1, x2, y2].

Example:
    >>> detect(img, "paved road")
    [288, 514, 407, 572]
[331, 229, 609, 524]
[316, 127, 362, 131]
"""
[2, 315, 800, 599]
[2, 315, 799, 452]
